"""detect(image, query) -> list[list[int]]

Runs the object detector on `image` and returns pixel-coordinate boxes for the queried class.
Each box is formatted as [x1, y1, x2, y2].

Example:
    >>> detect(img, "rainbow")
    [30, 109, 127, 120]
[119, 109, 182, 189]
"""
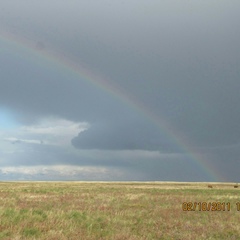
[0, 30, 222, 181]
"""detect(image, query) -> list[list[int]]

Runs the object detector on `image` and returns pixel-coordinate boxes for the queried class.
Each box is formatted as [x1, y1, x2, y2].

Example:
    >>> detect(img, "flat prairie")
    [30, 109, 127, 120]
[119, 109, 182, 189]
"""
[0, 181, 240, 239]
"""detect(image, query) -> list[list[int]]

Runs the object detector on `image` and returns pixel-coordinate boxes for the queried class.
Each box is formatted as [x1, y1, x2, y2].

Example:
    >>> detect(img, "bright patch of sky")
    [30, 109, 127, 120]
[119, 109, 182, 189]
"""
[0, 165, 124, 181]
[0, 107, 19, 130]
[0, 112, 89, 166]
[2, 116, 89, 147]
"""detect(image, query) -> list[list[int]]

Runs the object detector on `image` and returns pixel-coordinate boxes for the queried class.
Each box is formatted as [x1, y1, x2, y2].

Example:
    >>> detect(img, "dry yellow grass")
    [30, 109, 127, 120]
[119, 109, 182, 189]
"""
[0, 181, 240, 239]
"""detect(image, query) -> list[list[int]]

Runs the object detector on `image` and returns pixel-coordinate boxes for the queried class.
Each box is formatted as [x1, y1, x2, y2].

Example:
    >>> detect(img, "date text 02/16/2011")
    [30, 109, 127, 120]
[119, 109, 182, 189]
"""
[182, 202, 235, 211]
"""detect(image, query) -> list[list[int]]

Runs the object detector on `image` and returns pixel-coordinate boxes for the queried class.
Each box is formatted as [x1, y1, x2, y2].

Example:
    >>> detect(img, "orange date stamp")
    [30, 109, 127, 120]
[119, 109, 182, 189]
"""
[182, 202, 232, 211]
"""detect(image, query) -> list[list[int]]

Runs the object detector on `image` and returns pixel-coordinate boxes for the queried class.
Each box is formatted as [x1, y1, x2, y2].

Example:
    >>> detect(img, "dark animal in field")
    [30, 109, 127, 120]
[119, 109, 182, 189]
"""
[207, 184, 213, 188]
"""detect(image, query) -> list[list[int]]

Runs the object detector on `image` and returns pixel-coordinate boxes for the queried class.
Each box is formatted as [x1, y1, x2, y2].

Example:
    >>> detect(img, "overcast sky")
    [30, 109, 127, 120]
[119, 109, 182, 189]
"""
[0, 0, 240, 181]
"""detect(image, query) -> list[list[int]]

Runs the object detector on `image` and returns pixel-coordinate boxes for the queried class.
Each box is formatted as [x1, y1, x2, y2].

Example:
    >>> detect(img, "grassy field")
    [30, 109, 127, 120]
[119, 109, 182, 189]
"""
[0, 181, 240, 239]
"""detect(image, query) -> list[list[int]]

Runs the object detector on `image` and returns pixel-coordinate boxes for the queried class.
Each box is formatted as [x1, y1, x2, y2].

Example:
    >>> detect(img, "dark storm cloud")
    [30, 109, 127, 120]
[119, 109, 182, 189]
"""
[195, 144, 240, 182]
[0, 48, 118, 123]
[1, 1, 240, 181]
[68, 0, 240, 149]
[71, 120, 182, 152]
[1, 0, 240, 149]
[0, 38, 180, 153]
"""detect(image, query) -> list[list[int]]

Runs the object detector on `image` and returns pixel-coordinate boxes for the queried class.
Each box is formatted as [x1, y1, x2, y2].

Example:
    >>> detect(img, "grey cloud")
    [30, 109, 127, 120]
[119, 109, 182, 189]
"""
[0, 47, 131, 124]
[0, 140, 217, 181]
[1, 1, 240, 181]
[71, 120, 182, 152]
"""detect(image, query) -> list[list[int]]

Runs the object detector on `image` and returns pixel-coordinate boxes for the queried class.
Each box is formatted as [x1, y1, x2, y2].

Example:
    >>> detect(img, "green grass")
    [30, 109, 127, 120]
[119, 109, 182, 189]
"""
[0, 181, 239, 239]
